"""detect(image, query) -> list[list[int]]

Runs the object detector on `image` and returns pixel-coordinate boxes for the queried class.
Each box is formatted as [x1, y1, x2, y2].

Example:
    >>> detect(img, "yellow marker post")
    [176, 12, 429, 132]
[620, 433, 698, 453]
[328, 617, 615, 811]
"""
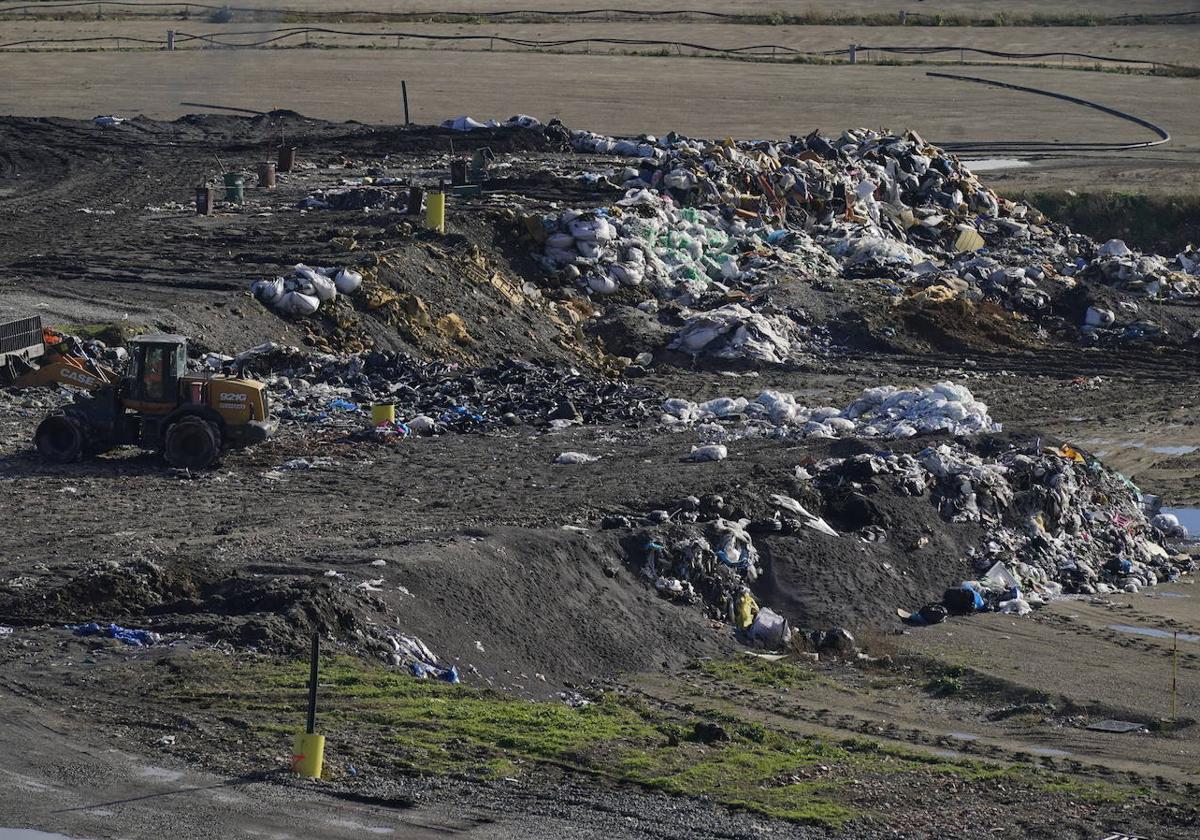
[292, 732, 325, 779]
[425, 191, 445, 234]
[292, 631, 325, 779]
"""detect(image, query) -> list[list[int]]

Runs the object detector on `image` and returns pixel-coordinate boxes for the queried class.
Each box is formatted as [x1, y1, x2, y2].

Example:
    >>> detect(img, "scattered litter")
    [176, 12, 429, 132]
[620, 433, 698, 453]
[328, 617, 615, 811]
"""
[1086, 719, 1148, 734]
[688, 444, 727, 462]
[281, 457, 339, 470]
[389, 634, 459, 683]
[555, 451, 601, 464]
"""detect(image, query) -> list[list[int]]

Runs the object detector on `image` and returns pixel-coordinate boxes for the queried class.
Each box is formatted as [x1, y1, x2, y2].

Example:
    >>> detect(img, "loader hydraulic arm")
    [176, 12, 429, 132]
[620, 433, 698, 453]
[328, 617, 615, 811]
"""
[7, 356, 116, 391]
[0, 316, 117, 391]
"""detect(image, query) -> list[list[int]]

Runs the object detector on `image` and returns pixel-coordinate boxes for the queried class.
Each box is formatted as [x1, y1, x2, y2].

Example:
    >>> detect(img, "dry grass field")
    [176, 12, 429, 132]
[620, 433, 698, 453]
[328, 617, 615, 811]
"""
[0, 20, 1194, 68]
[1, 48, 1196, 193]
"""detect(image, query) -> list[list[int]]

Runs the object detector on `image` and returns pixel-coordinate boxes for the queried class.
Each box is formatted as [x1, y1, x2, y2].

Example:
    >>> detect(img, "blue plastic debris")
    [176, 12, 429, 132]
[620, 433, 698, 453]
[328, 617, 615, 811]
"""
[328, 398, 359, 412]
[440, 405, 485, 424]
[69, 622, 161, 647]
[410, 661, 460, 683]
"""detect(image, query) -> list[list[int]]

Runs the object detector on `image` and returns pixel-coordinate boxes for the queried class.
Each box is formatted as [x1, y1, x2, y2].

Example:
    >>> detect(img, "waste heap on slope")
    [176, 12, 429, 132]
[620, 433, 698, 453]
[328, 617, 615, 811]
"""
[538, 124, 1200, 355]
[811, 442, 1194, 604]
[614, 489, 840, 626]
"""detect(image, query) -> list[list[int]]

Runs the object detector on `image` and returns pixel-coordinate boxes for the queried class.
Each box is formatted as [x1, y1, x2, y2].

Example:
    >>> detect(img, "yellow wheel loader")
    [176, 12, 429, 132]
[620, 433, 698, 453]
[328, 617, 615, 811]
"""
[1, 316, 275, 469]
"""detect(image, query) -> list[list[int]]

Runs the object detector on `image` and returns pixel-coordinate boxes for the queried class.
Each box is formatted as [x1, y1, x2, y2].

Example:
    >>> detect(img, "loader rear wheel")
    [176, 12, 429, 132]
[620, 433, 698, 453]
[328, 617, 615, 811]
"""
[35, 413, 85, 463]
[164, 416, 220, 470]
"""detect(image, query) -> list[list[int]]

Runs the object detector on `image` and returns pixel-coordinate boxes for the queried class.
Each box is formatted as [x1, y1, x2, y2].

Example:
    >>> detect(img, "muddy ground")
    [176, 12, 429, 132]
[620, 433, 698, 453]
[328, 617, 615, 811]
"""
[2, 114, 1200, 838]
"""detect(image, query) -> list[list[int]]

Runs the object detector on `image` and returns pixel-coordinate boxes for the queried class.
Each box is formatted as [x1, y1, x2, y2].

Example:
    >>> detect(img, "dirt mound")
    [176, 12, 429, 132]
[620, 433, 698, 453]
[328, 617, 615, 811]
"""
[1, 558, 198, 621]
[162, 574, 376, 650]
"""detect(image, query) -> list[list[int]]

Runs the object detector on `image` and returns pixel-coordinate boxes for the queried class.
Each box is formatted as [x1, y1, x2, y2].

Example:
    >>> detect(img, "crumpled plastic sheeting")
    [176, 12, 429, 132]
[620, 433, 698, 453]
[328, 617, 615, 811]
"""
[641, 515, 760, 615]
[69, 622, 161, 647]
[442, 114, 541, 132]
[916, 444, 1014, 523]
[636, 491, 839, 622]
[556, 451, 601, 464]
[389, 634, 459, 682]
[663, 382, 998, 440]
[668, 304, 800, 364]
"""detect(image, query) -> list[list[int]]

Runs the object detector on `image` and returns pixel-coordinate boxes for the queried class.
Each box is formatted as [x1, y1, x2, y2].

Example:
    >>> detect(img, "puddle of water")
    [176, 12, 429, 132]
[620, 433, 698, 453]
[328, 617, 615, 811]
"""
[1162, 507, 1200, 535]
[948, 731, 978, 741]
[136, 766, 183, 783]
[1079, 438, 1198, 457]
[1029, 746, 1072, 758]
[1152, 591, 1191, 599]
[1109, 624, 1200, 642]
[0, 830, 91, 840]
[326, 820, 393, 835]
[964, 157, 1031, 172]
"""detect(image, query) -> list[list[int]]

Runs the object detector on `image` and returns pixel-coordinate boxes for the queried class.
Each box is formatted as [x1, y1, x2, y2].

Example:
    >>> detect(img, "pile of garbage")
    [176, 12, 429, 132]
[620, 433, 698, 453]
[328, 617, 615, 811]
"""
[662, 382, 999, 441]
[226, 345, 662, 432]
[537, 123, 1200, 354]
[537, 190, 838, 303]
[813, 440, 1194, 609]
[1080, 238, 1200, 299]
[620, 433, 1190, 633]
[668, 303, 810, 364]
[619, 491, 838, 630]
[250, 264, 363, 316]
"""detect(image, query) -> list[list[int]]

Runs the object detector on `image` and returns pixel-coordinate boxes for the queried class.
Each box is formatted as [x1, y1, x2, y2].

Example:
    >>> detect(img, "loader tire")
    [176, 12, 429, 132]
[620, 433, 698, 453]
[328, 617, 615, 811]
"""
[164, 416, 220, 470]
[35, 413, 85, 463]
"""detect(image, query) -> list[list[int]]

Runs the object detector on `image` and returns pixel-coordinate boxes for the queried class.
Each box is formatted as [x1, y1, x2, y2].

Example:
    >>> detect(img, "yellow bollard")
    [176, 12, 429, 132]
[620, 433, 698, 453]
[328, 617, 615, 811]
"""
[292, 631, 325, 779]
[371, 403, 396, 424]
[425, 191, 445, 233]
[292, 732, 325, 779]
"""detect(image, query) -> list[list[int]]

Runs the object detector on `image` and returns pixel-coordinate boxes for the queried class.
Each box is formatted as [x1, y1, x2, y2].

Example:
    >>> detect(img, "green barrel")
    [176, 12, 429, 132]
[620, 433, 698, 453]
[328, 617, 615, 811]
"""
[223, 172, 245, 204]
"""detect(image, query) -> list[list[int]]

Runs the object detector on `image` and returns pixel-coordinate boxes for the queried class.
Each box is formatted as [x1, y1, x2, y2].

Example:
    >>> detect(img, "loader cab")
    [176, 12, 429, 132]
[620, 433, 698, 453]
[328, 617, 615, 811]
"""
[126, 334, 187, 409]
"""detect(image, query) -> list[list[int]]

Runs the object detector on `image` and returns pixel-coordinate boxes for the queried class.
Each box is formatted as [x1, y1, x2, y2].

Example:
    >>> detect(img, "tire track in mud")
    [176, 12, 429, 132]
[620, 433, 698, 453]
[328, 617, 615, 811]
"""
[635, 669, 1198, 792]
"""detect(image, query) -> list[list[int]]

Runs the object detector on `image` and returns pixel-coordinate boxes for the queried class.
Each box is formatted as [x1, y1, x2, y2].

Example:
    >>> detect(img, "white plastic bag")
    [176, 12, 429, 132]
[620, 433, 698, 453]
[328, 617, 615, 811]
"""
[310, 274, 338, 303]
[334, 268, 362, 294]
[251, 277, 284, 304]
[555, 452, 601, 464]
[278, 291, 320, 316]
[689, 444, 728, 462]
